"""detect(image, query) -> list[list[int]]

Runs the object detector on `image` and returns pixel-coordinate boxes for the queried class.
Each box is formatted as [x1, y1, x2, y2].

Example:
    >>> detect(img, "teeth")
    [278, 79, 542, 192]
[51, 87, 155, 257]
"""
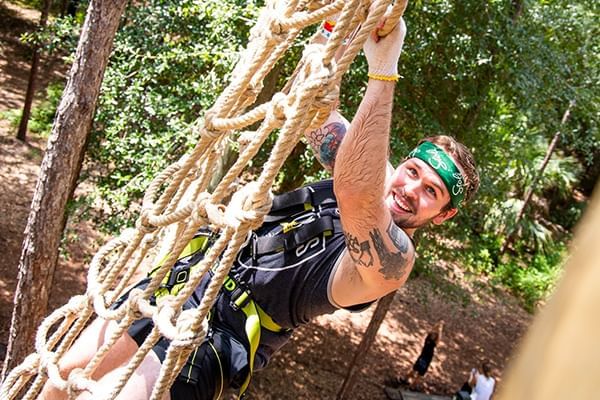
[393, 193, 411, 213]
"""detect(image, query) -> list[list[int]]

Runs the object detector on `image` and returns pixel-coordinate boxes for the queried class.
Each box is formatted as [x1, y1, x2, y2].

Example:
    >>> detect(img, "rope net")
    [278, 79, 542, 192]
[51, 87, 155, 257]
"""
[1, 0, 406, 398]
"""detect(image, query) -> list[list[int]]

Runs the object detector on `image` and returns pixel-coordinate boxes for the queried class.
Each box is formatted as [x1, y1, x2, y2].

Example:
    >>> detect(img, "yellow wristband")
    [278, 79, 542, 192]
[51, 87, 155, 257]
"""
[367, 73, 400, 82]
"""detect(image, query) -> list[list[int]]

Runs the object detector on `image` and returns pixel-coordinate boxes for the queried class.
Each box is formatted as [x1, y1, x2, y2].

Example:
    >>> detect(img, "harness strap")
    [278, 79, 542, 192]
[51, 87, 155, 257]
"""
[254, 215, 338, 255]
[264, 180, 336, 223]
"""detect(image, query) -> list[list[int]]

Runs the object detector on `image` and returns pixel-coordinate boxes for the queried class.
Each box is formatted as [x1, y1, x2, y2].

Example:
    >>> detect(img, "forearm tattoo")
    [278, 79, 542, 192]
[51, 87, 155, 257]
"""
[344, 231, 374, 268]
[306, 122, 346, 170]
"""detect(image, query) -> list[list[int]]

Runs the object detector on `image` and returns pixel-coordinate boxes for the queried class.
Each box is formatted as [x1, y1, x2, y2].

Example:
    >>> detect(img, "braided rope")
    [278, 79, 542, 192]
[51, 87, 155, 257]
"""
[0, 0, 407, 398]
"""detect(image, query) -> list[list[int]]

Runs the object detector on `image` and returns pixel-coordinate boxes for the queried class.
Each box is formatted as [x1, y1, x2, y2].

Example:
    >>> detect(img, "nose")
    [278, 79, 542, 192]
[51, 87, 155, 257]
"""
[403, 179, 419, 203]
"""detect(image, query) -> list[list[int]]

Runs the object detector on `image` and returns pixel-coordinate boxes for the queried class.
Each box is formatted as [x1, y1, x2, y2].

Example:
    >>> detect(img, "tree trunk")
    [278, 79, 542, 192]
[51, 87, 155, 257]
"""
[1, 0, 129, 378]
[500, 100, 575, 254]
[337, 291, 397, 400]
[16, 0, 52, 142]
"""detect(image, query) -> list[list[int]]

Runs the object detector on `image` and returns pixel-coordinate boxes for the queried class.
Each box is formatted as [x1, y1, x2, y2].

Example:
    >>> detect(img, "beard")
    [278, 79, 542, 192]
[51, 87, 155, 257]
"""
[391, 212, 432, 230]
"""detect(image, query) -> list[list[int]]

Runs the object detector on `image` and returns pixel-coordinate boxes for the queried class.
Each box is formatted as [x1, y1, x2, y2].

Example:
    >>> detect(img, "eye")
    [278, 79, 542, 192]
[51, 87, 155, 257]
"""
[407, 167, 417, 177]
[426, 186, 437, 198]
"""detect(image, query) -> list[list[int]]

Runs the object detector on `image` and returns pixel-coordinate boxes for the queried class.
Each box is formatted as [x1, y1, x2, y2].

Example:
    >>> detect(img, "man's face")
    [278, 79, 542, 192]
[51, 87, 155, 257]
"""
[385, 158, 457, 229]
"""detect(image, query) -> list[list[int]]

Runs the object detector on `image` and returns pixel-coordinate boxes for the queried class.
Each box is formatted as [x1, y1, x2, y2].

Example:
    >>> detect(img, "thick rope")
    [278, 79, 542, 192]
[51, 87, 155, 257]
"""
[0, 1, 407, 398]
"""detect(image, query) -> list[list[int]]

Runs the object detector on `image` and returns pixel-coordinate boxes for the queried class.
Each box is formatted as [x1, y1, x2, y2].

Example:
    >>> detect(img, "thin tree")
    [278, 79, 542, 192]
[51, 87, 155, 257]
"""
[16, 0, 53, 142]
[500, 100, 575, 255]
[2, 0, 129, 377]
[337, 291, 396, 399]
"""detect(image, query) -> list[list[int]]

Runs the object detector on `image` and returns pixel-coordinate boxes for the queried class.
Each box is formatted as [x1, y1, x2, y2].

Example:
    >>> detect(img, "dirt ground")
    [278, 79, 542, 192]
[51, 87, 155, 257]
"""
[0, 2, 532, 399]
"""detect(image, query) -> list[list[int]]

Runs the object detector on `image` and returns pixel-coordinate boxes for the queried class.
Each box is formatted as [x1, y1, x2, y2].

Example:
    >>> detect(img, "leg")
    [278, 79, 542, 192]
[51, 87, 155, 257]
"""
[40, 318, 138, 400]
[76, 350, 169, 400]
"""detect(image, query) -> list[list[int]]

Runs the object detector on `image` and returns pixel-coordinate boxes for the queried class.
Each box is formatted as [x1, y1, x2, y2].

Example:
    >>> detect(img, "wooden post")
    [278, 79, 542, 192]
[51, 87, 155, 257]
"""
[498, 182, 600, 399]
[337, 291, 396, 400]
[2, 0, 129, 378]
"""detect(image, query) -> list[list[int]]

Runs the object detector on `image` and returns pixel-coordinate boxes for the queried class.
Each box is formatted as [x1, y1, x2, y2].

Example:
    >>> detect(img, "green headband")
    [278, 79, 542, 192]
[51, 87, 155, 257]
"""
[408, 141, 465, 208]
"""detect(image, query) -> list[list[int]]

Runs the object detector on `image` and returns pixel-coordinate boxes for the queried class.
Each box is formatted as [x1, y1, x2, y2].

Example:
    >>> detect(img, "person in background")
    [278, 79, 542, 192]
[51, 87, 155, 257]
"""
[468, 361, 496, 400]
[384, 321, 444, 399]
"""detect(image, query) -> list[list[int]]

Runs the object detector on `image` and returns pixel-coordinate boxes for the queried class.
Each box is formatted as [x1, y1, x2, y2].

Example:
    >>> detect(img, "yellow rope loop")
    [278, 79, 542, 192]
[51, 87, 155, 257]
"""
[225, 181, 273, 231]
[377, 0, 408, 37]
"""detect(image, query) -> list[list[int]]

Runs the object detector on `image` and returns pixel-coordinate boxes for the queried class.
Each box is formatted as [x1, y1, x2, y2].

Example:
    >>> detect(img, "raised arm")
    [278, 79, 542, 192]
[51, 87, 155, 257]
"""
[331, 18, 415, 305]
[303, 15, 351, 172]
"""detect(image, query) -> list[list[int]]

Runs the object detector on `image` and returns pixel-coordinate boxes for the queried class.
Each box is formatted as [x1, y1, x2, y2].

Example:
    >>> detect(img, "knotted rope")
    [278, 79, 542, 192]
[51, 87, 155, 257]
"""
[0, 0, 407, 398]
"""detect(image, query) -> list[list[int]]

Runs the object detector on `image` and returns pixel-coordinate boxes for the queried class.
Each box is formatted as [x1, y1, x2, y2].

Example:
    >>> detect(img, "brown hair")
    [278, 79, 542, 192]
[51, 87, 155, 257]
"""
[418, 135, 480, 206]
[481, 361, 492, 378]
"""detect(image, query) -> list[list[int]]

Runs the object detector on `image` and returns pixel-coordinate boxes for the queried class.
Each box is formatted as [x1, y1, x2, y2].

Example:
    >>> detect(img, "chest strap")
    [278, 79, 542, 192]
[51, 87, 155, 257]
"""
[254, 215, 340, 256]
[264, 180, 337, 223]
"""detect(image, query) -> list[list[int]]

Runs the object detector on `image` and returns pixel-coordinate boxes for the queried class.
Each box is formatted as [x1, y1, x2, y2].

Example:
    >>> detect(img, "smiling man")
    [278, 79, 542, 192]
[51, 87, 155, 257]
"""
[42, 17, 479, 400]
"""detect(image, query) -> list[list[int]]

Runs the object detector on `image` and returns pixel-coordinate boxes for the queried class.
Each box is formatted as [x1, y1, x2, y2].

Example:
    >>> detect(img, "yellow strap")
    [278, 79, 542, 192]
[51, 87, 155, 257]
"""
[149, 235, 210, 299]
[256, 303, 284, 333]
[238, 301, 261, 396]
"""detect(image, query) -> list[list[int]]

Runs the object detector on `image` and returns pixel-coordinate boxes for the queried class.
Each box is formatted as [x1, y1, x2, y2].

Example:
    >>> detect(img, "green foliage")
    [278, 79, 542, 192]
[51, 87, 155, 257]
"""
[75, 0, 598, 309]
[87, 0, 263, 227]
[492, 244, 566, 312]
[20, 15, 80, 56]
[0, 82, 64, 137]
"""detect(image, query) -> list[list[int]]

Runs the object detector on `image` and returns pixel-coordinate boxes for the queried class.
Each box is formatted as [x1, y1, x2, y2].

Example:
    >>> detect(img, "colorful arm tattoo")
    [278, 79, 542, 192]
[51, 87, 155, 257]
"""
[306, 122, 347, 170]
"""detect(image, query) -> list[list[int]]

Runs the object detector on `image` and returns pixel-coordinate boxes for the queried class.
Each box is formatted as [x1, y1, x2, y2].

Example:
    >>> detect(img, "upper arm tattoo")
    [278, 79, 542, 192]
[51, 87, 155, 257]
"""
[370, 222, 412, 280]
[306, 122, 347, 170]
[344, 221, 412, 281]
[344, 231, 374, 268]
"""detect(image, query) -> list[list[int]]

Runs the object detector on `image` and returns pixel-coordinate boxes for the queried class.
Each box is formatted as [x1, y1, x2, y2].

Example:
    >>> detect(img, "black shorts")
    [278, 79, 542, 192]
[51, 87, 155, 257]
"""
[412, 356, 431, 376]
[113, 278, 250, 400]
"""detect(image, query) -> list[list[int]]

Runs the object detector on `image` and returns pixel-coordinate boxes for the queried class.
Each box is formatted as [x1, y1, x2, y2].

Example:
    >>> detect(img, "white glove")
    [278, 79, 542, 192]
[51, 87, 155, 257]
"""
[363, 17, 407, 80]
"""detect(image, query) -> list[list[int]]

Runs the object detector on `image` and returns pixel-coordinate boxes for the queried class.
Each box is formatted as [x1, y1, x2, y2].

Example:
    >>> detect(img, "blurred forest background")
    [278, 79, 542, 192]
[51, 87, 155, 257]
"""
[0, 0, 598, 396]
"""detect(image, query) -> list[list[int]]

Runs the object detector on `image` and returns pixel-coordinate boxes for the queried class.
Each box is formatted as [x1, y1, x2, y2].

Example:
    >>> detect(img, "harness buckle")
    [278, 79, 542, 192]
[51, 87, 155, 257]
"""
[229, 285, 253, 311]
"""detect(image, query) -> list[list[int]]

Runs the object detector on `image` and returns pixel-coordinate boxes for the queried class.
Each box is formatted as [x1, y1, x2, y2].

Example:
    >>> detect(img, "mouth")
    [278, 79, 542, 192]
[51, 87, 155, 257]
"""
[392, 192, 413, 214]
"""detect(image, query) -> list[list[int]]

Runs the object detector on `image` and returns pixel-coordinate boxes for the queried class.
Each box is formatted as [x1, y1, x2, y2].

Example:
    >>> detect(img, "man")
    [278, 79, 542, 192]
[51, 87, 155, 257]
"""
[41, 16, 479, 400]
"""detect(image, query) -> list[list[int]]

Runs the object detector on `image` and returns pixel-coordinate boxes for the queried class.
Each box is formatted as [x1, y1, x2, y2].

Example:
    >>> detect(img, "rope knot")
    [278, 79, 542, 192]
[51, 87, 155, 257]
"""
[269, 92, 289, 123]
[201, 110, 221, 139]
[66, 367, 97, 398]
[192, 192, 225, 227]
[171, 309, 208, 349]
[127, 288, 147, 320]
[313, 83, 340, 112]
[136, 210, 158, 234]
[244, 82, 262, 101]
[225, 182, 273, 230]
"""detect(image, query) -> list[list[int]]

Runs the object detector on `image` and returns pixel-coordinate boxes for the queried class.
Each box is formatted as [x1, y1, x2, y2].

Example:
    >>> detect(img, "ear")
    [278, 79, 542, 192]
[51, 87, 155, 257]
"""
[432, 207, 458, 225]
